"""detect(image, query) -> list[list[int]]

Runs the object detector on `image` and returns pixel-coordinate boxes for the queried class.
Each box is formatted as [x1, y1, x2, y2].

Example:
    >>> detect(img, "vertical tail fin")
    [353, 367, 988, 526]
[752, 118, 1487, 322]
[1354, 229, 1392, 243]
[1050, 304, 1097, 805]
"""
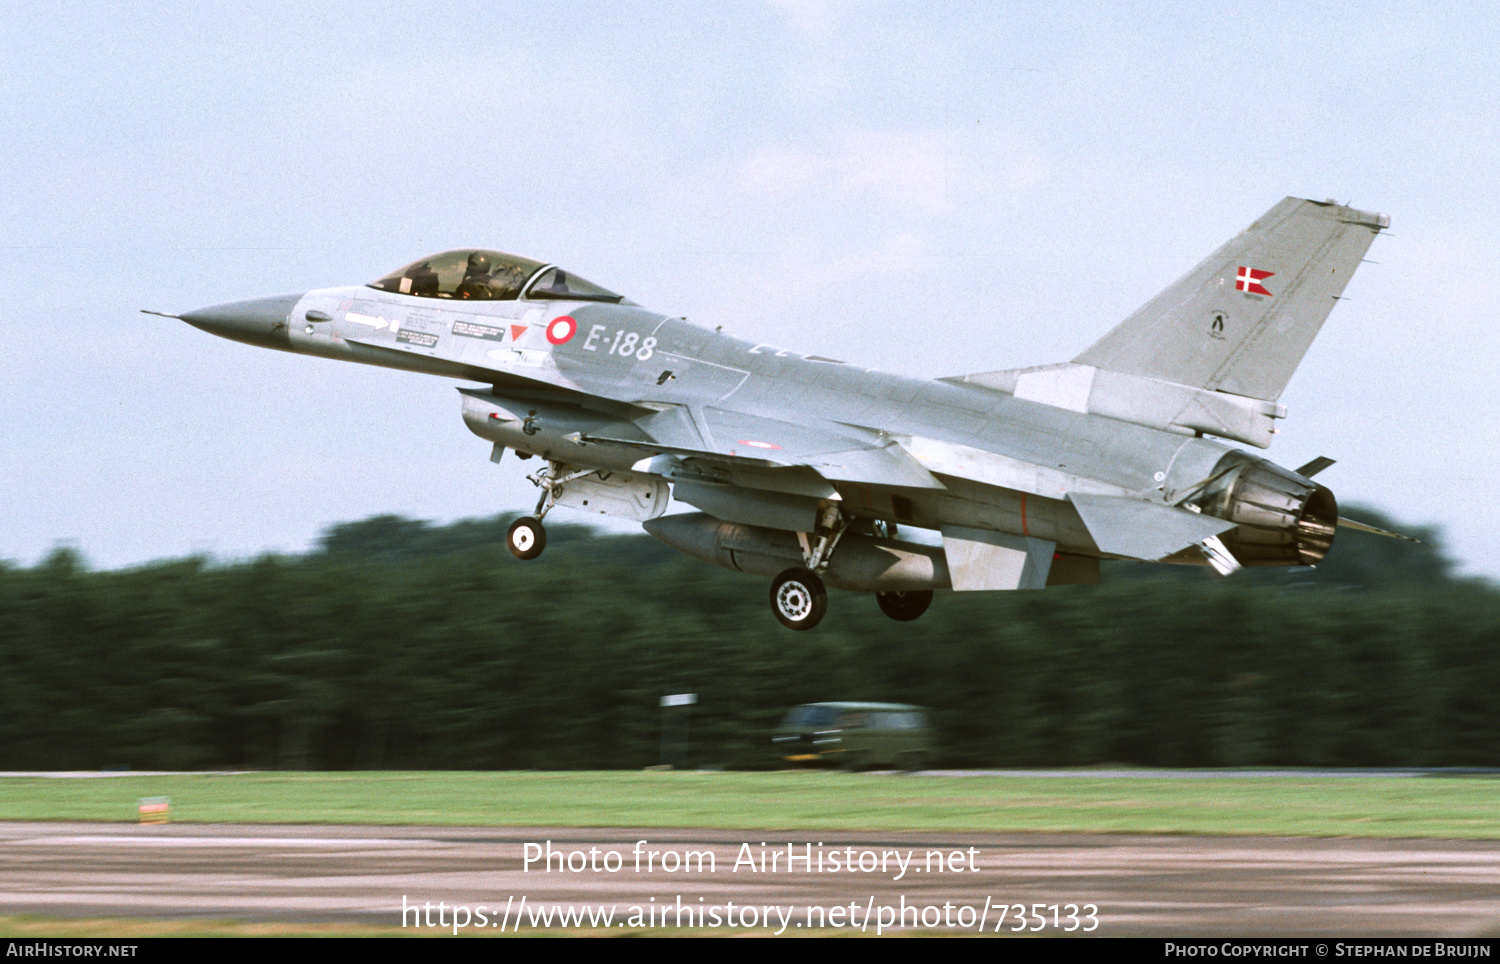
[1073, 197, 1387, 402]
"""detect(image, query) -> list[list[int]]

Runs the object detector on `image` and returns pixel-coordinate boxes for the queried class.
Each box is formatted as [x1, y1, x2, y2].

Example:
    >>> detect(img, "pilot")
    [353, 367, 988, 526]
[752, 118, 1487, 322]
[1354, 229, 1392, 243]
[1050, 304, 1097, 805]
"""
[455, 251, 494, 300]
[487, 259, 531, 300]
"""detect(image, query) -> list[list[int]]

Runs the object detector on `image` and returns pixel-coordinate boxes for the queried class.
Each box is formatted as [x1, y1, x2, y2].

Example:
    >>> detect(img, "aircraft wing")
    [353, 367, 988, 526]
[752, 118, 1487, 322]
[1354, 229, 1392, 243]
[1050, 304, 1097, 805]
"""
[587, 405, 945, 489]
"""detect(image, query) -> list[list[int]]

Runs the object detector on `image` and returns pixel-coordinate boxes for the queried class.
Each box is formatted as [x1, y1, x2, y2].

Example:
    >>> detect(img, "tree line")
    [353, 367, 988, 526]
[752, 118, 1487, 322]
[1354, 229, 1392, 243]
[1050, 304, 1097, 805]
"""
[1, 507, 1492, 770]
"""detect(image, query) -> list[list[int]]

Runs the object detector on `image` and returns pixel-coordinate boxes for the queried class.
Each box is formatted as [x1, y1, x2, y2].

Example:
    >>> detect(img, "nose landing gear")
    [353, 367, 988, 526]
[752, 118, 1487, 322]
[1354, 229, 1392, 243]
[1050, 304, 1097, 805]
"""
[506, 516, 546, 560]
[508, 460, 596, 561]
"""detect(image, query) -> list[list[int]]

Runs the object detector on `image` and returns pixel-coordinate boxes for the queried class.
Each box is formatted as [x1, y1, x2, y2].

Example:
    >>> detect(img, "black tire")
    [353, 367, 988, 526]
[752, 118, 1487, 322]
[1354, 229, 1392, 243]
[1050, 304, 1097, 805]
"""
[876, 589, 933, 621]
[770, 567, 828, 631]
[507, 517, 546, 560]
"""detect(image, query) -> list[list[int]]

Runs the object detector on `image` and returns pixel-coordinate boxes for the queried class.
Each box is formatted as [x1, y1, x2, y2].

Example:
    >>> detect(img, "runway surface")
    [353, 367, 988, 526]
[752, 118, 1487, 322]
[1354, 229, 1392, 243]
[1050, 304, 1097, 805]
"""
[3, 822, 1499, 936]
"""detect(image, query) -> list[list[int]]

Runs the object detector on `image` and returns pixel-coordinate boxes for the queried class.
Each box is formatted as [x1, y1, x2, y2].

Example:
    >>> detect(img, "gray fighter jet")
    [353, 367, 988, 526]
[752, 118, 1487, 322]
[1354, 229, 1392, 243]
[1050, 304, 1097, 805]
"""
[162, 197, 1389, 629]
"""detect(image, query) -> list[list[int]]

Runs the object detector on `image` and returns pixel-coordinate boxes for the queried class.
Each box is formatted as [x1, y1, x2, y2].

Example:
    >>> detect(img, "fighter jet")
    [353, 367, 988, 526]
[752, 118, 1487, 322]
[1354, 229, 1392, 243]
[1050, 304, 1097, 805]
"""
[161, 197, 1388, 630]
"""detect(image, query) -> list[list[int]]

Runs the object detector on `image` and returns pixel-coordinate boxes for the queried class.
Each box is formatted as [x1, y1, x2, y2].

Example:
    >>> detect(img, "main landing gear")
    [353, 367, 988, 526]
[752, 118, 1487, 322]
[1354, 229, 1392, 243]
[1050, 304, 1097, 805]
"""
[768, 503, 848, 631]
[875, 589, 933, 622]
[770, 567, 828, 631]
[767, 515, 938, 630]
[870, 520, 934, 623]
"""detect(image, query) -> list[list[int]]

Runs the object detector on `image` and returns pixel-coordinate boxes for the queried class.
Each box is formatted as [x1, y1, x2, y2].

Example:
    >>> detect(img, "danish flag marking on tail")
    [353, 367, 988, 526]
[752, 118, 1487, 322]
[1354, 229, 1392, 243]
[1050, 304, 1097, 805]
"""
[1236, 266, 1274, 296]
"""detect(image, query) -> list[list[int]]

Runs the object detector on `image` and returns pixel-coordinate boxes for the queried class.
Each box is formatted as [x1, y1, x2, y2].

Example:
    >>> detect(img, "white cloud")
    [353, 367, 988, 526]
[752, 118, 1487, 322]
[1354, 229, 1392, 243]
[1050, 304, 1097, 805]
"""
[733, 131, 964, 215]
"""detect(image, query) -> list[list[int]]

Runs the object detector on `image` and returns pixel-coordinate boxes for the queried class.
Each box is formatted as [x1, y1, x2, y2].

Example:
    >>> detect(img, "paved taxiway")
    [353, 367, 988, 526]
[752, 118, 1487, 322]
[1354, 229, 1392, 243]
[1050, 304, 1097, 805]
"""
[3, 822, 1498, 936]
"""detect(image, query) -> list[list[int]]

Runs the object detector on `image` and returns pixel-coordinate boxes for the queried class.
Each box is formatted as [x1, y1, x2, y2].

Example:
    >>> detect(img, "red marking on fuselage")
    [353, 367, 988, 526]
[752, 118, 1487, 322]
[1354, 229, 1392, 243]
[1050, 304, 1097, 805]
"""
[1021, 494, 1029, 535]
[510, 324, 528, 341]
[546, 315, 577, 345]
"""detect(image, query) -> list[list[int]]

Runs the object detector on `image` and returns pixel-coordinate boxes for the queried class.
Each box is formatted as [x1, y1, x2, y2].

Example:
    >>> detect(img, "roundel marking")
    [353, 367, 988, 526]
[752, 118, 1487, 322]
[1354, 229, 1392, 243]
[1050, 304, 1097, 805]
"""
[546, 315, 577, 345]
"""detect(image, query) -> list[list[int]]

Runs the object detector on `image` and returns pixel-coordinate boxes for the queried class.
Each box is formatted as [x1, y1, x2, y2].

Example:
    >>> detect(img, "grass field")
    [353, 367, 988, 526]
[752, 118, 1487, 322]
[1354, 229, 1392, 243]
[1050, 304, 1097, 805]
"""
[1, 770, 1497, 838]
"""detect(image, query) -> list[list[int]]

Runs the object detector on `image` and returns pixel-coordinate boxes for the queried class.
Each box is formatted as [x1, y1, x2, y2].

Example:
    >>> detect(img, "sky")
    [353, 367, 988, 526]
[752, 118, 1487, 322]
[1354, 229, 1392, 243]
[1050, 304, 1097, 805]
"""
[2, 1, 1495, 576]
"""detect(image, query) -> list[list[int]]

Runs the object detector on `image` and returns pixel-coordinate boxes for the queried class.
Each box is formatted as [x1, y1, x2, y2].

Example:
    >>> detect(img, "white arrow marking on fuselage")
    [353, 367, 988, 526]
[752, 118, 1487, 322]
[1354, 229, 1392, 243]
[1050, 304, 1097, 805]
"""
[344, 312, 389, 330]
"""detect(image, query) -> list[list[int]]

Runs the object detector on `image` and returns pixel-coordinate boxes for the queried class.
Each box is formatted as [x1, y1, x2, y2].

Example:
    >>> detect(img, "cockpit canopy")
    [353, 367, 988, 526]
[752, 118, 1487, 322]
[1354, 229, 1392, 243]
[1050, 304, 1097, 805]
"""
[367, 249, 624, 303]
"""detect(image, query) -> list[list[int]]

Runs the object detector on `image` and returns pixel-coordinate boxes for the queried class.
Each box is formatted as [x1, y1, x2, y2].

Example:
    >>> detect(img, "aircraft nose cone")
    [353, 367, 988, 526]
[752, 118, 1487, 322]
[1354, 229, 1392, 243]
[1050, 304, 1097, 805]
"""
[179, 293, 303, 351]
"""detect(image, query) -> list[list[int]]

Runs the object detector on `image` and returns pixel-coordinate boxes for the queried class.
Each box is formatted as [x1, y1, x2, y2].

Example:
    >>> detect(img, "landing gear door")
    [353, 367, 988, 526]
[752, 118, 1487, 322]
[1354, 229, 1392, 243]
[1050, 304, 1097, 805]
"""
[553, 471, 670, 522]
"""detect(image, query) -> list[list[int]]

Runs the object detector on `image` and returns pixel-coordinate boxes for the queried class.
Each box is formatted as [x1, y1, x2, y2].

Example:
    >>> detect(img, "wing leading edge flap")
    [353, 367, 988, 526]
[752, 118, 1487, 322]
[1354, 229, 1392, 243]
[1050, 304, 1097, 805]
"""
[599, 405, 946, 489]
[805, 442, 945, 489]
[699, 408, 944, 489]
[1068, 493, 1236, 561]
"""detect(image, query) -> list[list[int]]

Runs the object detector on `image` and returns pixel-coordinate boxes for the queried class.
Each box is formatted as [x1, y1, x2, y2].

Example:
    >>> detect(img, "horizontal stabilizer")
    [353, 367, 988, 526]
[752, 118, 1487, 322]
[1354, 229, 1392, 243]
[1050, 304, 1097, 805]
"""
[1068, 493, 1236, 561]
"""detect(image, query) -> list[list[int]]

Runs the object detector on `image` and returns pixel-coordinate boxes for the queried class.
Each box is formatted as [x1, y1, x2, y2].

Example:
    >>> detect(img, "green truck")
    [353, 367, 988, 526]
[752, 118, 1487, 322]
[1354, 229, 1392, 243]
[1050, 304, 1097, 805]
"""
[773, 702, 934, 771]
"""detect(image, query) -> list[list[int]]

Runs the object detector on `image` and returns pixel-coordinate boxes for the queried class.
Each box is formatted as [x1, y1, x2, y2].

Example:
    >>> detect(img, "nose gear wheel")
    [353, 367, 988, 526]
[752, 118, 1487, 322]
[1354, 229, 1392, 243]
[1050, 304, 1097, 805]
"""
[507, 517, 546, 560]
